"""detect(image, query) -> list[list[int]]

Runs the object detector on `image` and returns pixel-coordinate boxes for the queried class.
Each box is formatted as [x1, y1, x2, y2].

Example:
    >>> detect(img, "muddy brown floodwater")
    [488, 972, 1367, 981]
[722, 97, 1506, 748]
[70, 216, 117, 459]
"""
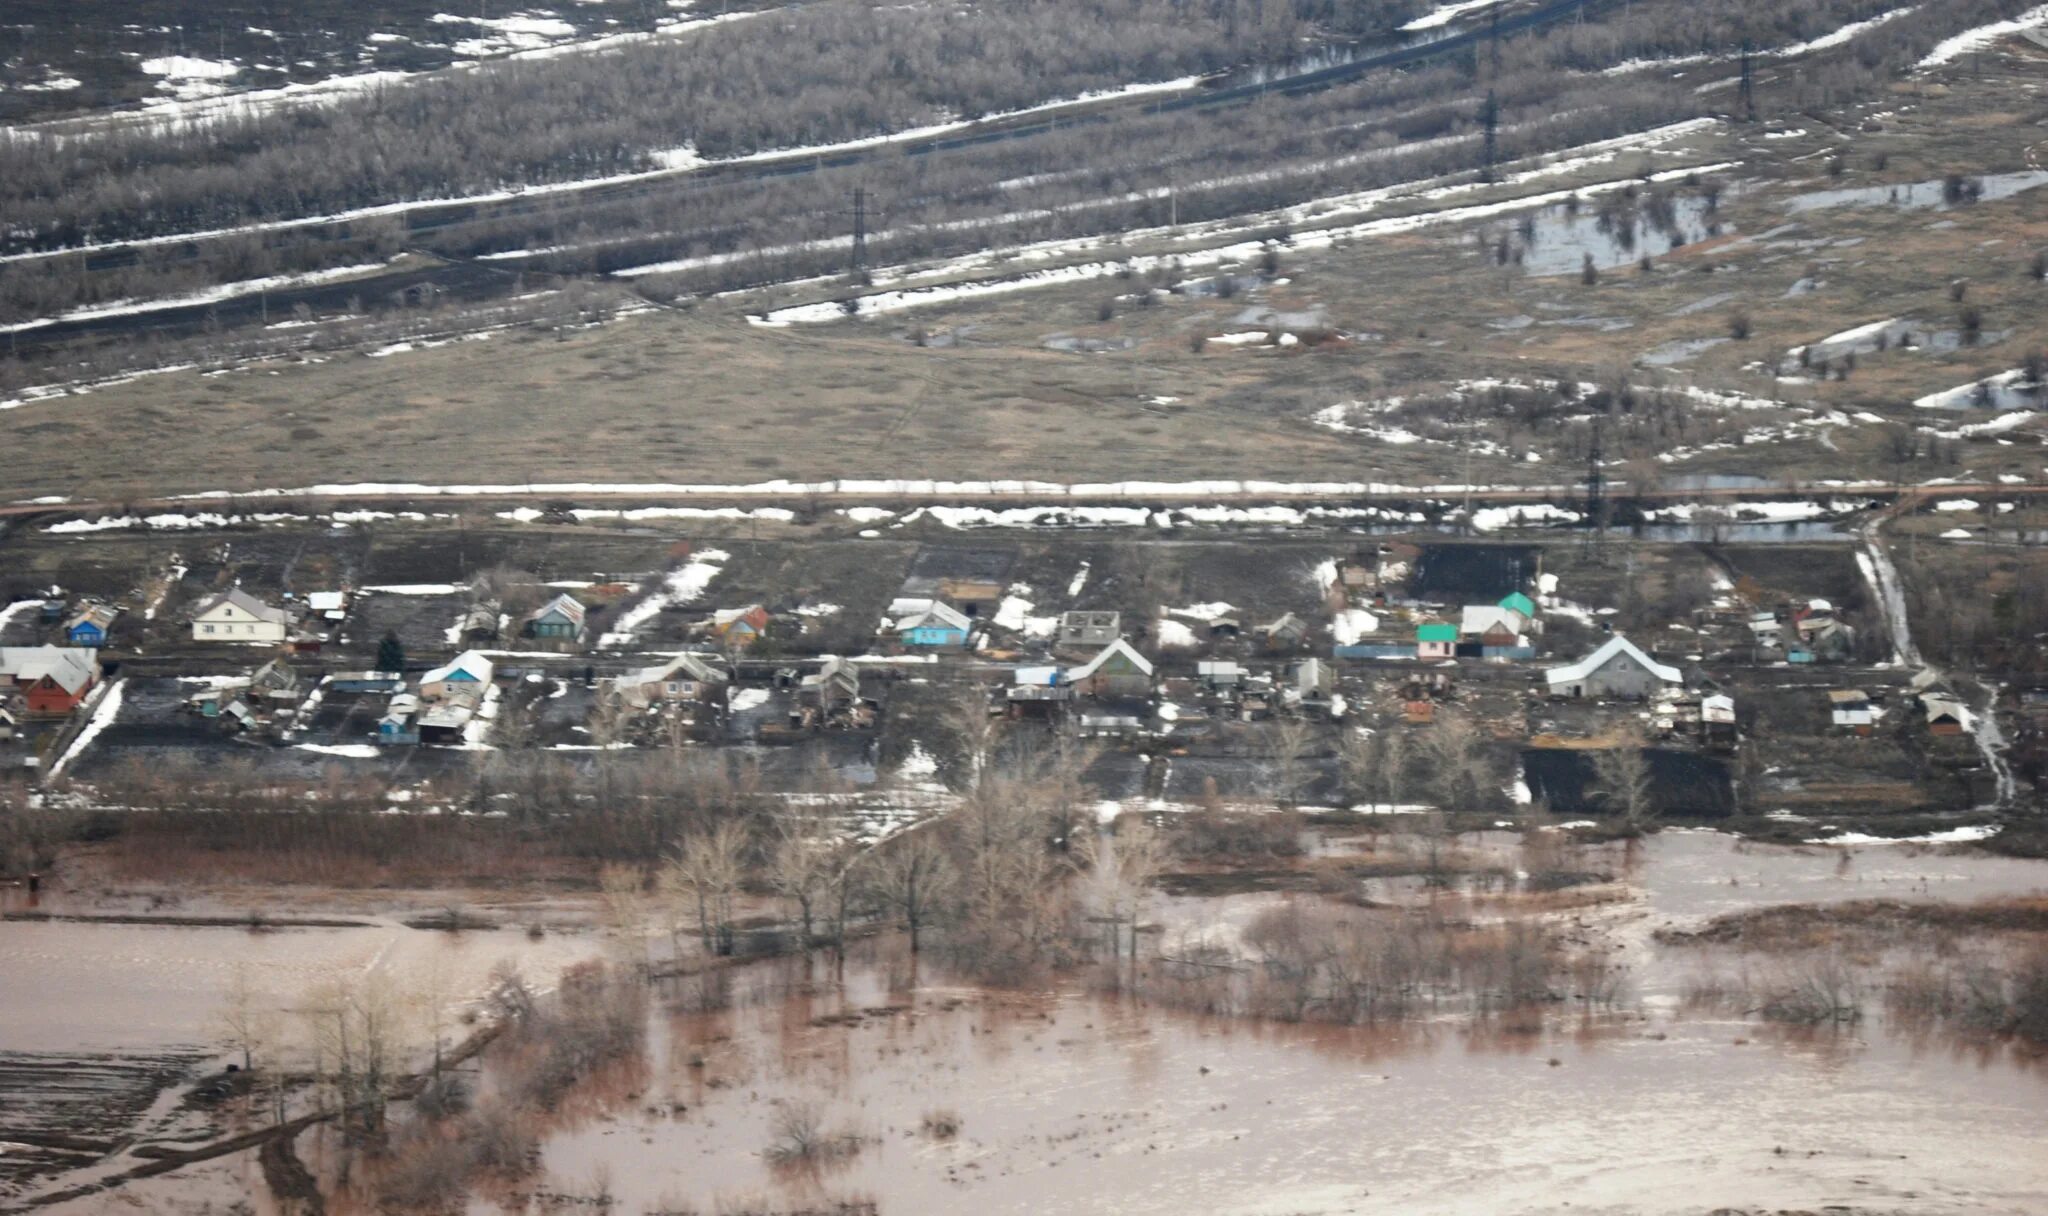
[12, 832, 2048, 1216]
[449, 833, 2048, 1216]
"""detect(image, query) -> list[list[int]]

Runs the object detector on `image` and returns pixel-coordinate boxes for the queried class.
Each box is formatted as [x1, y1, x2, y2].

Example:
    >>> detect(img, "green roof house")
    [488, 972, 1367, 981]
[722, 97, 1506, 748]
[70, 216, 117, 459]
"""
[1416, 622, 1457, 659]
[1498, 591, 1537, 619]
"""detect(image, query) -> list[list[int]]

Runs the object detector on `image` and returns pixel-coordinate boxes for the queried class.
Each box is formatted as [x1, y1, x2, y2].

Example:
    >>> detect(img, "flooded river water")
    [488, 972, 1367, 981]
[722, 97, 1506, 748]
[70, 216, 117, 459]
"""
[464, 832, 2048, 1216]
[10, 832, 2048, 1215]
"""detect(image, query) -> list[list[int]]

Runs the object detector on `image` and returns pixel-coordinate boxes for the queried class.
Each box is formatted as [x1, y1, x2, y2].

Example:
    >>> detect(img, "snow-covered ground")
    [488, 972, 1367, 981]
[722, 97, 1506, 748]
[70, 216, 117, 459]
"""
[597, 549, 728, 648]
[751, 138, 1735, 325]
[1919, 3, 2048, 67]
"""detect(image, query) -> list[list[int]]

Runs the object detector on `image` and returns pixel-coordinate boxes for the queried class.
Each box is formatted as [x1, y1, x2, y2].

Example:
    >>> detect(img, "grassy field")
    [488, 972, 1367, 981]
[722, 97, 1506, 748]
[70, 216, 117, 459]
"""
[4, 66, 2046, 503]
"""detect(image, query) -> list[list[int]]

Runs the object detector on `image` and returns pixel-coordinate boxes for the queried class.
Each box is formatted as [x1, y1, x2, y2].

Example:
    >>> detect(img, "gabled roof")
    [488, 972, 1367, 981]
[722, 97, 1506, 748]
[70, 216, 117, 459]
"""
[1459, 605, 1525, 637]
[0, 646, 98, 693]
[1262, 612, 1308, 636]
[421, 650, 495, 687]
[622, 653, 728, 688]
[192, 588, 289, 625]
[1544, 634, 1682, 687]
[896, 601, 972, 633]
[1498, 591, 1537, 618]
[1415, 622, 1458, 643]
[1067, 638, 1154, 682]
[527, 592, 587, 626]
[65, 604, 118, 632]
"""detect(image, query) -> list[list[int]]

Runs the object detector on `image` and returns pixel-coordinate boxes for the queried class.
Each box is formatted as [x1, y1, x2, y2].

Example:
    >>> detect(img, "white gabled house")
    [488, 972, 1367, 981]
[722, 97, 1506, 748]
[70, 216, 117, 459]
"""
[420, 650, 496, 704]
[1544, 634, 1682, 700]
[191, 588, 290, 643]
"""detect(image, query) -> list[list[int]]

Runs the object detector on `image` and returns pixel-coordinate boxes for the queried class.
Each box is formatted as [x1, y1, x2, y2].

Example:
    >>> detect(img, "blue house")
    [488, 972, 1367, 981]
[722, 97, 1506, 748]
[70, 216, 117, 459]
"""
[65, 605, 118, 647]
[895, 601, 972, 649]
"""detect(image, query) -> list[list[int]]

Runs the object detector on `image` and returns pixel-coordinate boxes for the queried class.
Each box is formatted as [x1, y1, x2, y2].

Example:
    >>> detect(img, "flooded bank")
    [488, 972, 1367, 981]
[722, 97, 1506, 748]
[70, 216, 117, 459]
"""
[473, 954, 2048, 1216]
[15, 832, 2048, 1214]
[420, 833, 2048, 1216]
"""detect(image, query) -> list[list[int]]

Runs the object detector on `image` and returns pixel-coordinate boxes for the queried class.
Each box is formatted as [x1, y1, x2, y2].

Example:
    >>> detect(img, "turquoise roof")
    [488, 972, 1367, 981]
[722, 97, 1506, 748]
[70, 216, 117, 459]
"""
[1498, 591, 1536, 617]
[1416, 623, 1458, 642]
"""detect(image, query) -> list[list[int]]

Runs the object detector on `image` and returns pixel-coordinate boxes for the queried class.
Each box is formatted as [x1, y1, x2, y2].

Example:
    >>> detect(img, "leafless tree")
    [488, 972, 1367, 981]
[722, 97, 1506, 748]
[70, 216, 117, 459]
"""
[866, 826, 955, 954]
[662, 819, 748, 957]
[1592, 737, 1658, 830]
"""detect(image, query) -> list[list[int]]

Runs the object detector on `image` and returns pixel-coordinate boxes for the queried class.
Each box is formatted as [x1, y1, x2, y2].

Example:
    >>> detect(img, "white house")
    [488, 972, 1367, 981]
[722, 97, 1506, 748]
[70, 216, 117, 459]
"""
[420, 651, 496, 703]
[191, 588, 290, 643]
[1544, 635, 1683, 699]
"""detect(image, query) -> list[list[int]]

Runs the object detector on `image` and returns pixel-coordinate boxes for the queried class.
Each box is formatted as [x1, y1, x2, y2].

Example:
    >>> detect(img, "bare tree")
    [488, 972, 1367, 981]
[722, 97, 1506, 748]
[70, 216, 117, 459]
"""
[764, 802, 845, 946]
[1592, 738, 1658, 830]
[663, 819, 748, 957]
[867, 826, 955, 953]
[1266, 718, 1315, 807]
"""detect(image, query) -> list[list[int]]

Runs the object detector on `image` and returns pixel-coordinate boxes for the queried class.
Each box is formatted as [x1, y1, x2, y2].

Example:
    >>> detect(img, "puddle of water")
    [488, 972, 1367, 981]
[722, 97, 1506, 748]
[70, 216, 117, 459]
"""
[1782, 169, 2048, 214]
[1780, 319, 2006, 374]
[1627, 520, 1849, 543]
[1513, 194, 1723, 277]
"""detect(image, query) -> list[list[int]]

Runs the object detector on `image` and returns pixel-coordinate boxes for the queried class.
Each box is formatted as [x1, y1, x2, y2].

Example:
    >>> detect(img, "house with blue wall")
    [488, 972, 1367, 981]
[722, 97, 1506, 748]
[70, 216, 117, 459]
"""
[64, 604, 118, 647]
[896, 601, 972, 649]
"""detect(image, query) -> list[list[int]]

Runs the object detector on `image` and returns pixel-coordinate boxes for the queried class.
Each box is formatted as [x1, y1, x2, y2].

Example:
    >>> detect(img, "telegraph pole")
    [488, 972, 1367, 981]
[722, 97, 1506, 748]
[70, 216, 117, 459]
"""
[1585, 420, 1607, 550]
[849, 187, 868, 276]
[1481, 90, 1499, 184]
[1738, 41, 1755, 122]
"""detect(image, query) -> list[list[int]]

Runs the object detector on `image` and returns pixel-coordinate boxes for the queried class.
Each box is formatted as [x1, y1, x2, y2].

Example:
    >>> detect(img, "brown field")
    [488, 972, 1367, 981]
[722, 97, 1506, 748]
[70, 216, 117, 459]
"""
[4, 69, 2047, 503]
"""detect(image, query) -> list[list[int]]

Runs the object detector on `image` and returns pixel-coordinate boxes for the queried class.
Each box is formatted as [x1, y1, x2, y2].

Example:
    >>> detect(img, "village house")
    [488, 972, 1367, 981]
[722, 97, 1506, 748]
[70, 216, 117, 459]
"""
[459, 601, 501, 642]
[1286, 658, 1335, 716]
[304, 591, 348, 624]
[896, 601, 973, 649]
[1260, 613, 1312, 652]
[1702, 693, 1737, 747]
[1790, 599, 1855, 662]
[799, 656, 865, 720]
[191, 588, 290, 643]
[1747, 612, 1783, 650]
[1922, 693, 1971, 737]
[1458, 604, 1527, 649]
[1058, 611, 1121, 651]
[712, 605, 770, 648]
[1415, 622, 1457, 660]
[524, 593, 587, 643]
[420, 650, 495, 704]
[1196, 660, 1245, 692]
[378, 693, 422, 745]
[0, 646, 99, 714]
[1829, 689, 1876, 735]
[1005, 664, 1072, 719]
[1066, 638, 1155, 699]
[64, 604, 118, 648]
[610, 653, 731, 710]
[1545, 635, 1683, 700]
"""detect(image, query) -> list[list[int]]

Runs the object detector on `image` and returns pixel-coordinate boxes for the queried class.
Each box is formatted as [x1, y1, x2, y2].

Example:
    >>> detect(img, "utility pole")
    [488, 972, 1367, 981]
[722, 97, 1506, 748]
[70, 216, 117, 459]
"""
[1738, 41, 1755, 123]
[1481, 90, 1499, 184]
[849, 186, 868, 277]
[1585, 420, 1607, 551]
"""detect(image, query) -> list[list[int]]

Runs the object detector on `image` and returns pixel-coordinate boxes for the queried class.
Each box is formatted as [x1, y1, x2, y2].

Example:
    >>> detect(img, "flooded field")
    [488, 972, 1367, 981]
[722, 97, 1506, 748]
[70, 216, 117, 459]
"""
[11, 831, 2048, 1214]
[452, 836, 2048, 1213]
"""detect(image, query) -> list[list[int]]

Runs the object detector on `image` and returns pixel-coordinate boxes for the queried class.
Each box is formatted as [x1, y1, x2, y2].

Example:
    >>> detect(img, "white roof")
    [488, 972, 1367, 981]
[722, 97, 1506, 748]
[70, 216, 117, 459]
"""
[306, 592, 346, 612]
[1460, 605, 1525, 636]
[1544, 635, 1682, 688]
[0, 646, 98, 693]
[1013, 665, 1060, 686]
[1833, 707, 1875, 726]
[193, 587, 290, 625]
[896, 601, 972, 633]
[1807, 598, 1834, 613]
[1702, 693, 1735, 722]
[421, 650, 495, 686]
[1067, 637, 1155, 681]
